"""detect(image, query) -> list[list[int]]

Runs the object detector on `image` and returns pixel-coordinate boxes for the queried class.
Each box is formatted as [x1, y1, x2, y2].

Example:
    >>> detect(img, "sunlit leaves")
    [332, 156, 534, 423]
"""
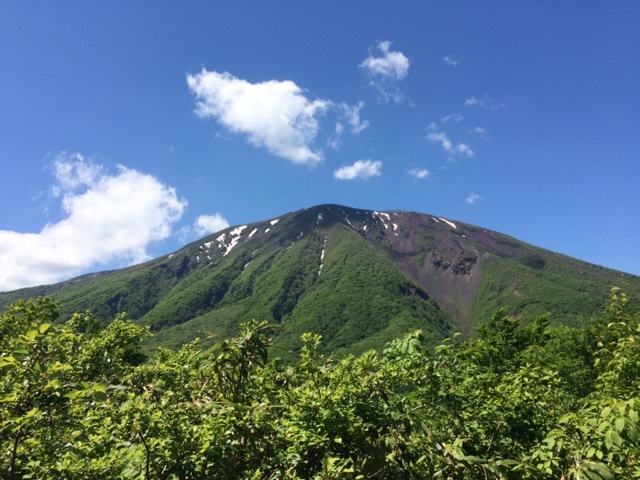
[1, 288, 639, 478]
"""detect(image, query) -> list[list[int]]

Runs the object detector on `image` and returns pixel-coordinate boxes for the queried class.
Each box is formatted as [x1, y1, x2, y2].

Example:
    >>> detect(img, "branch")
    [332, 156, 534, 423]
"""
[137, 429, 151, 480]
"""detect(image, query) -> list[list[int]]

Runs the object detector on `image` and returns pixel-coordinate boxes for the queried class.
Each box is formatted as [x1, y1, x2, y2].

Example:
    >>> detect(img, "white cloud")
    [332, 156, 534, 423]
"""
[360, 41, 409, 102]
[194, 213, 229, 236]
[426, 131, 474, 157]
[187, 69, 330, 166]
[455, 143, 474, 157]
[408, 168, 430, 179]
[426, 131, 453, 152]
[466, 192, 483, 204]
[0, 153, 187, 291]
[470, 126, 489, 139]
[441, 113, 463, 123]
[444, 56, 460, 66]
[334, 159, 382, 180]
[465, 95, 505, 110]
[340, 101, 369, 133]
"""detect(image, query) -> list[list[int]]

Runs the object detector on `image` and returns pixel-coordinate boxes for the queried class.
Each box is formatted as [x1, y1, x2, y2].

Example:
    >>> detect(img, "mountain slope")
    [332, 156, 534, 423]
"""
[2, 204, 638, 358]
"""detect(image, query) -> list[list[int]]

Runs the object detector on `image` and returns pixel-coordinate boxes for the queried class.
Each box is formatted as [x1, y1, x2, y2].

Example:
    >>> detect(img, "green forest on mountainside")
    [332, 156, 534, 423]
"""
[2, 288, 640, 479]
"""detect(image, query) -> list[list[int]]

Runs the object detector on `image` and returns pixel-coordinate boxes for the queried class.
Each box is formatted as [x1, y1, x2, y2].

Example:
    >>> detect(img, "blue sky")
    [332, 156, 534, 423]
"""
[1, 2, 639, 290]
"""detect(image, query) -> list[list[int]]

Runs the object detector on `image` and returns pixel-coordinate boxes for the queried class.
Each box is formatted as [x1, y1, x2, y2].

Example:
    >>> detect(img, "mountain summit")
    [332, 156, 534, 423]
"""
[2, 204, 638, 357]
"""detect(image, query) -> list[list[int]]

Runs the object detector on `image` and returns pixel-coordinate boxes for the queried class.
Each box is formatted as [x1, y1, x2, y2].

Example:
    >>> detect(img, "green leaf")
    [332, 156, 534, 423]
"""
[38, 323, 52, 334]
[584, 462, 613, 480]
[64, 390, 84, 400]
[45, 379, 61, 390]
[93, 391, 107, 402]
[614, 417, 625, 432]
[604, 430, 613, 450]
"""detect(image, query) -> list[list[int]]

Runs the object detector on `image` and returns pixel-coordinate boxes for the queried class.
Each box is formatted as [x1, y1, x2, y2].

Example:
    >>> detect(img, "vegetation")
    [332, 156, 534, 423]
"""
[2, 288, 639, 478]
[1, 205, 638, 359]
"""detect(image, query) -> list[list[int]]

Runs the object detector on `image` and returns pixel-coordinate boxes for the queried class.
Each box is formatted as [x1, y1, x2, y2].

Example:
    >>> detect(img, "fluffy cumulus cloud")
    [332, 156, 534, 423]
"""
[0, 153, 187, 291]
[334, 159, 382, 180]
[360, 41, 409, 102]
[426, 131, 474, 158]
[408, 168, 430, 179]
[194, 213, 229, 236]
[187, 69, 330, 166]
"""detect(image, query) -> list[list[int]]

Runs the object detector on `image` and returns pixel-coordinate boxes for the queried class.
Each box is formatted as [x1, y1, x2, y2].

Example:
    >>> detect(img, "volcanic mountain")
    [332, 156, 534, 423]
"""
[2, 204, 638, 358]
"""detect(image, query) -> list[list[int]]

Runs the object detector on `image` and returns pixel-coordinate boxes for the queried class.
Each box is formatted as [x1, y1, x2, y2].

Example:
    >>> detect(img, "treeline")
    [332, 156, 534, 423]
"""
[1, 289, 639, 478]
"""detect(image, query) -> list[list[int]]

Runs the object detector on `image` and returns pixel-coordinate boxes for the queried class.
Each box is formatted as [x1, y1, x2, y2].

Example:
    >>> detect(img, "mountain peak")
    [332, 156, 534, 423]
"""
[2, 204, 637, 359]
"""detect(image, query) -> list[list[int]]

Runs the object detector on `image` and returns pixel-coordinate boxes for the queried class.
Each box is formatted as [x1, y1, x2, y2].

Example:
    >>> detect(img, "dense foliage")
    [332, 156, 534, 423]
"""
[1, 288, 639, 478]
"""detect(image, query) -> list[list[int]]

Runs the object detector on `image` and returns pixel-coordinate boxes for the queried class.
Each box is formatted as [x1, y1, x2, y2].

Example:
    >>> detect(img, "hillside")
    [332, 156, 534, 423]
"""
[2, 204, 638, 358]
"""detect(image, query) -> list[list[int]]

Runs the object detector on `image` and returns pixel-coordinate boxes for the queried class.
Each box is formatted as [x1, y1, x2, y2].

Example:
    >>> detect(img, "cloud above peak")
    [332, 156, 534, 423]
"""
[360, 41, 409, 102]
[334, 159, 382, 180]
[187, 69, 330, 166]
[0, 153, 187, 291]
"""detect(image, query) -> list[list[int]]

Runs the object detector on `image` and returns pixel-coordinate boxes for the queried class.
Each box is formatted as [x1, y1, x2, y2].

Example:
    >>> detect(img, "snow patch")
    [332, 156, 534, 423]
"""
[222, 225, 247, 256]
[248, 228, 258, 238]
[439, 218, 457, 229]
[393, 223, 399, 231]
[230, 225, 247, 236]
[318, 237, 327, 275]
[316, 213, 324, 223]
[270, 218, 280, 225]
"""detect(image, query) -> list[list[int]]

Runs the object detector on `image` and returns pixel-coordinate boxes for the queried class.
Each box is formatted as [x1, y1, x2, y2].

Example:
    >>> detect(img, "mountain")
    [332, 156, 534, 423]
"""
[2, 204, 639, 359]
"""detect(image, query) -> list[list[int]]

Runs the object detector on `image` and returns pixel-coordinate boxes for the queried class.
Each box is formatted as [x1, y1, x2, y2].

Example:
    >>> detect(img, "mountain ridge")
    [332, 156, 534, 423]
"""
[2, 204, 638, 358]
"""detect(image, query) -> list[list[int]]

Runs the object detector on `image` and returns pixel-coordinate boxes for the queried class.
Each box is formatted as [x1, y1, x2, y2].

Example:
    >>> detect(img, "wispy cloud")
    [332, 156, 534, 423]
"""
[360, 41, 409, 102]
[408, 168, 430, 179]
[426, 131, 474, 158]
[470, 126, 489, 139]
[0, 153, 187, 291]
[334, 159, 382, 180]
[464, 95, 505, 110]
[441, 112, 463, 123]
[443, 56, 460, 66]
[187, 69, 330, 166]
[466, 192, 483, 204]
[328, 102, 369, 149]
[340, 101, 369, 133]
